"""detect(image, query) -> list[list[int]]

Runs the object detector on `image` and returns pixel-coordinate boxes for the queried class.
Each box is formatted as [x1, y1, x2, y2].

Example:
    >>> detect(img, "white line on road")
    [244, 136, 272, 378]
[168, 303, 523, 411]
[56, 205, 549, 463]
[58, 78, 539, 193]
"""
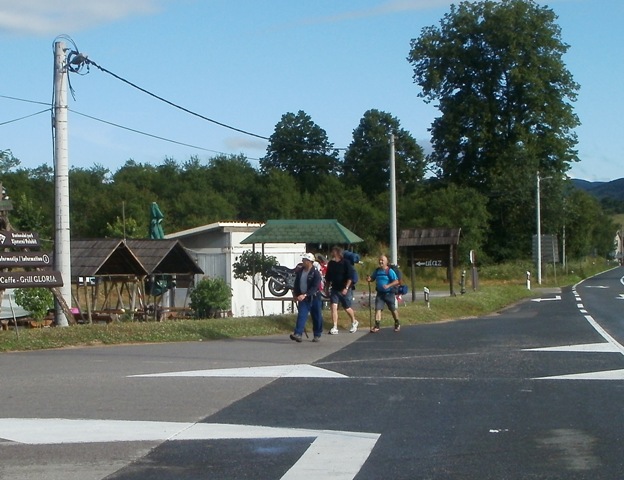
[128, 364, 347, 378]
[0, 418, 379, 480]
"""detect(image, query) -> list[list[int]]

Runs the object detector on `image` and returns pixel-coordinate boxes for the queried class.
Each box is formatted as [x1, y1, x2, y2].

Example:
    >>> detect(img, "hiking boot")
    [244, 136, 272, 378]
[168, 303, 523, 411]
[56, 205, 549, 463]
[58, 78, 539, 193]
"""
[290, 333, 302, 343]
[349, 320, 359, 333]
[329, 327, 339, 335]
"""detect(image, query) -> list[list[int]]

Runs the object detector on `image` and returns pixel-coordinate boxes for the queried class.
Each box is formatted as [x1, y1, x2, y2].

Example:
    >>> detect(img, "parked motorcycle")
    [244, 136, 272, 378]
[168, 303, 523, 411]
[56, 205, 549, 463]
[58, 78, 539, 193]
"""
[266, 256, 330, 299]
[267, 265, 297, 297]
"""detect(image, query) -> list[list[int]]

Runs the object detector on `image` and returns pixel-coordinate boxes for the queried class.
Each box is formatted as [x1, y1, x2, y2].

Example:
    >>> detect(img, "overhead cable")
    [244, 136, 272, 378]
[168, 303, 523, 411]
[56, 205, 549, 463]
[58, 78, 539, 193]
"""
[72, 54, 270, 142]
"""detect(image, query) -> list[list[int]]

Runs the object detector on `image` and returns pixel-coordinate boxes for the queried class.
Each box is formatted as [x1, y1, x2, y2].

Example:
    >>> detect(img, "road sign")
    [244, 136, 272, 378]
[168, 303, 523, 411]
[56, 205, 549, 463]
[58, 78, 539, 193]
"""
[0, 252, 52, 268]
[0, 231, 40, 248]
[412, 258, 446, 268]
[0, 271, 63, 288]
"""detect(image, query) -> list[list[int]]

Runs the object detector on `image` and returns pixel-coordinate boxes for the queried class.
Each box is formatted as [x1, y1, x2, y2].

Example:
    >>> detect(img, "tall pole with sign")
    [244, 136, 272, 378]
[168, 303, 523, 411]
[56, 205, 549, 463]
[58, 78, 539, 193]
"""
[53, 41, 71, 326]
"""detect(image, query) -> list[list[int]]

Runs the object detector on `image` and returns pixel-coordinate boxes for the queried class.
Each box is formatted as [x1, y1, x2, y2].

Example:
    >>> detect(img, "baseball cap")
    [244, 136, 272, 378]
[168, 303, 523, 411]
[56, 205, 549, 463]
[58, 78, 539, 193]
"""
[301, 253, 315, 262]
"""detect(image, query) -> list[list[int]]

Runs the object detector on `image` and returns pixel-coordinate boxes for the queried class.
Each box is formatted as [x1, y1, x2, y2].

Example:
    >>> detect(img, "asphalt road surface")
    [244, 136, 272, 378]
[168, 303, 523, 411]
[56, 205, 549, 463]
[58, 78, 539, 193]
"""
[2, 267, 624, 479]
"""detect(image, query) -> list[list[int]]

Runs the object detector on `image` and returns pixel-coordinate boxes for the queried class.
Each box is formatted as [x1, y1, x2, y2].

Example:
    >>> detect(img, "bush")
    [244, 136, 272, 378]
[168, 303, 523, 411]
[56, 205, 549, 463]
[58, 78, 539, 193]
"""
[189, 277, 232, 318]
[14, 287, 54, 321]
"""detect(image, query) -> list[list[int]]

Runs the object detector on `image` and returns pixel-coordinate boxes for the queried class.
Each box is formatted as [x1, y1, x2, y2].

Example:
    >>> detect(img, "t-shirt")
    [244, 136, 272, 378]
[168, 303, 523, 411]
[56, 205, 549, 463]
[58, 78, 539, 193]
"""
[370, 267, 397, 293]
[325, 258, 355, 290]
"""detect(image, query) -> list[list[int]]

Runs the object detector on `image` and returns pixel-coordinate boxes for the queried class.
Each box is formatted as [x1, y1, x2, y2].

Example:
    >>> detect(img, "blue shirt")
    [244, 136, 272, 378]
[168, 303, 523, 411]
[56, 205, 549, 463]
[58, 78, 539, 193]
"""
[370, 267, 397, 293]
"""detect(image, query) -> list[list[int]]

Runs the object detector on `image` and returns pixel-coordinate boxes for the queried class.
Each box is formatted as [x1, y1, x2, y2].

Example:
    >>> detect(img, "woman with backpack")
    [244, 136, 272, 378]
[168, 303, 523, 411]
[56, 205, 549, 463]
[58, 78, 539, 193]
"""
[366, 254, 400, 333]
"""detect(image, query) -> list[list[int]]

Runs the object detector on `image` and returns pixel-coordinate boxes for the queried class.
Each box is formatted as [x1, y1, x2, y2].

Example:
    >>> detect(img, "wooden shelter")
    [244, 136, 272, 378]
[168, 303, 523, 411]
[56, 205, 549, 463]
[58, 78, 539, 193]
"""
[126, 239, 204, 319]
[398, 228, 461, 297]
[240, 219, 363, 302]
[70, 239, 148, 323]
[70, 239, 203, 322]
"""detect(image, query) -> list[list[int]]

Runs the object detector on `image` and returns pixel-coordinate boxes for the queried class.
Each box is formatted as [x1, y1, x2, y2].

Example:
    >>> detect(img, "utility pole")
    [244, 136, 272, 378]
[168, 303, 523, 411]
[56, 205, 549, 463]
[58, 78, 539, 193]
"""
[389, 134, 398, 265]
[536, 172, 542, 285]
[53, 41, 72, 326]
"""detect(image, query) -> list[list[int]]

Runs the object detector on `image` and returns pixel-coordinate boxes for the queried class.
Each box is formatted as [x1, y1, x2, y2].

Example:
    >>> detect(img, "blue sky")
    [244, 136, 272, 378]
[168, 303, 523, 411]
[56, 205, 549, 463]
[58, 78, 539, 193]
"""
[1, 0, 622, 182]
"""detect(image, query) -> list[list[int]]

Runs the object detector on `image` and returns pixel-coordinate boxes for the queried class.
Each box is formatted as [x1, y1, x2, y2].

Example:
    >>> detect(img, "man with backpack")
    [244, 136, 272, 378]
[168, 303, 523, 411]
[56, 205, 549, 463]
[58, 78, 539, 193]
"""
[325, 246, 359, 334]
[366, 254, 400, 333]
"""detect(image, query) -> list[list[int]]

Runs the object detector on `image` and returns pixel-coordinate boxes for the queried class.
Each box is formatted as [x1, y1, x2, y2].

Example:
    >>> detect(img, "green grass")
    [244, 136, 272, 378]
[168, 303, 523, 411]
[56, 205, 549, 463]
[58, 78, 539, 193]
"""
[0, 258, 614, 353]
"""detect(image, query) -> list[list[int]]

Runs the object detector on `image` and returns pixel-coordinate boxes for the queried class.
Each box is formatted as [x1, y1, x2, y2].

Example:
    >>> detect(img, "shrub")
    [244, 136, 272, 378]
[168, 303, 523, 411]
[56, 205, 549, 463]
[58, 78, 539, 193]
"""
[14, 287, 54, 321]
[190, 277, 232, 318]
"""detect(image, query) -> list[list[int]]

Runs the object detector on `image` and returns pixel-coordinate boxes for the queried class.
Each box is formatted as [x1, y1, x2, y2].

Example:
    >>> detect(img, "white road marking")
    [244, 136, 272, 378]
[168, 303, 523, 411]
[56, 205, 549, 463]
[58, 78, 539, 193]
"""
[535, 369, 624, 381]
[129, 364, 347, 378]
[528, 281, 624, 380]
[524, 343, 622, 353]
[531, 295, 561, 302]
[0, 418, 379, 480]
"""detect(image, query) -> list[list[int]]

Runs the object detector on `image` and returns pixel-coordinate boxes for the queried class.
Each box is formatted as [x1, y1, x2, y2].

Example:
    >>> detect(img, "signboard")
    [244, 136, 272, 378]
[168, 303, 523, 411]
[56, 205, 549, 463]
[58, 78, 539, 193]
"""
[0, 271, 63, 288]
[411, 258, 446, 268]
[409, 247, 452, 268]
[0, 252, 52, 268]
[0, 231, 40, 248]
[532, 234, 559, 263]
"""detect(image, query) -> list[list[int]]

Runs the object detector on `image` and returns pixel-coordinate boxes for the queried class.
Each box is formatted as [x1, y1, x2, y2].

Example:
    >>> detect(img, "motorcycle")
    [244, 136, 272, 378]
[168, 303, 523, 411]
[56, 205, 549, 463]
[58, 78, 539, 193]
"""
[267, 265, 298, 297]
[266, 256, 330, 299]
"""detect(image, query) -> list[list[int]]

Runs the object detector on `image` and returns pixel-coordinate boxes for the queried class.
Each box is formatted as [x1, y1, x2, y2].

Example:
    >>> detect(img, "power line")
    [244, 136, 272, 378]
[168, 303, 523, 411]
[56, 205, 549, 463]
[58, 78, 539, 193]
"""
[0, 94, 50, 106]
[0, 108, 51, 126]
[0, 94, 261, 162]
[70, 108, 242, 157]
[75, 55, 271, 142]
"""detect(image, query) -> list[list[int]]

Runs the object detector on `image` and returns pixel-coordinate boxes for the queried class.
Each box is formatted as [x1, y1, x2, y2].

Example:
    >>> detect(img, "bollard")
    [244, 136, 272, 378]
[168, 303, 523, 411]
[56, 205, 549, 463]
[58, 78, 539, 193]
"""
[424, 287, 430, 309]
[526, 271, 531, 290]
[460, 270, 466, 295]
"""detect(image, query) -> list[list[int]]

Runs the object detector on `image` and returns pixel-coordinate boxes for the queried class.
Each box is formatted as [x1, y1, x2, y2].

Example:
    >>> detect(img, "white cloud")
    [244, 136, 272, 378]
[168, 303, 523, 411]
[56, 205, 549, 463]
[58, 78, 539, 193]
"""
[305, 0, 457, 24]
[0, 0, 165, 35]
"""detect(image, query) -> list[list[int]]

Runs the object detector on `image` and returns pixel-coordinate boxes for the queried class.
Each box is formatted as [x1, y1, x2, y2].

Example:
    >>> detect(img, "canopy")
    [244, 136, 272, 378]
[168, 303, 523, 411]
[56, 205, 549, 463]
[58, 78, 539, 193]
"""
[241, 219, 363, 245]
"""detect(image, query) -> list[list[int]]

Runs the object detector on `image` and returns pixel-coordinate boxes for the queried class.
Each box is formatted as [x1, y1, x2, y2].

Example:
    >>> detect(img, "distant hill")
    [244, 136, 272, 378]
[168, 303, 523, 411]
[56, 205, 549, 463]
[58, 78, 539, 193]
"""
[572, 178, 624, 201]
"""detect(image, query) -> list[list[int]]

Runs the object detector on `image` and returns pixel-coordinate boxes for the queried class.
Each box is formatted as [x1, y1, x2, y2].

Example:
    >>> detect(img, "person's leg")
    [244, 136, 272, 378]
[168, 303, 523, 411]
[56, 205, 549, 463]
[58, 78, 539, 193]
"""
[291, 300, 310, 340]
[372, 294, 384, 332]
[310, 296, 323, 339]
[329, 289, 340, 334]
[343, 288, 358, 332]
[387, 294, 400, 331]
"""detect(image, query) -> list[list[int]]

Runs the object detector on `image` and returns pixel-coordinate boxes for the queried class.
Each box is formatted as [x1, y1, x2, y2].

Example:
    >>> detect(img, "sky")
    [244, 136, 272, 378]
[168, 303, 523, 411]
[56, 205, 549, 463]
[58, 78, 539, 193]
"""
[0, 0, 622, 182]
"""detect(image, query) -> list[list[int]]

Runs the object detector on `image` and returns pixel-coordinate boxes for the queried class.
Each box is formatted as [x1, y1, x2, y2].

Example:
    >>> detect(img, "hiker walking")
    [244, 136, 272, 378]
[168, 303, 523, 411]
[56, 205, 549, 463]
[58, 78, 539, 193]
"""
[366, 254, 400, 332]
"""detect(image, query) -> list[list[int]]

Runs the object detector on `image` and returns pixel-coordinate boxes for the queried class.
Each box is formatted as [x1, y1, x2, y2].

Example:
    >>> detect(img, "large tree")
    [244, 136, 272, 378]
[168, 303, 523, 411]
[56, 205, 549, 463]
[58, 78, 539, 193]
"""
[260, 110, 339, 192]
[343, 109, 426, 200]
[408, 0, 580, 260]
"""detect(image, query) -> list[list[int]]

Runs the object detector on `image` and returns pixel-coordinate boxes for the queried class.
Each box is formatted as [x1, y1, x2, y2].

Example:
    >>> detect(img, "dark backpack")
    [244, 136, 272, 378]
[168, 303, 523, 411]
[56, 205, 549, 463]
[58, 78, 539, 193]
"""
[389, 264, 408, 295]
[343, 251, 360, 287]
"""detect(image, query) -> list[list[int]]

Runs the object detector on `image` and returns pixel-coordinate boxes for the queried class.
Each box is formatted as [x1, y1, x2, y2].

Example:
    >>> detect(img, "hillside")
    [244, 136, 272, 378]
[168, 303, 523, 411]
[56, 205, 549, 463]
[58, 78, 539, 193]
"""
[572, 178, 624, 201]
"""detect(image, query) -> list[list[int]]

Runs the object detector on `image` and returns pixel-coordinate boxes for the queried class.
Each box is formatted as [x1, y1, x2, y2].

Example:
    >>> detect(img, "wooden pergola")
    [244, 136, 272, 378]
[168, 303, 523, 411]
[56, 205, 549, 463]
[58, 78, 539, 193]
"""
[70, 239, 203, 322]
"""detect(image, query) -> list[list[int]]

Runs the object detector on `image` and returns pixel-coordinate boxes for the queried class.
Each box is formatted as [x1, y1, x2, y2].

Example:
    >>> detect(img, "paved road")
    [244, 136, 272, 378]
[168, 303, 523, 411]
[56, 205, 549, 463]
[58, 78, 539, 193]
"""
[2, 268, 624, 479]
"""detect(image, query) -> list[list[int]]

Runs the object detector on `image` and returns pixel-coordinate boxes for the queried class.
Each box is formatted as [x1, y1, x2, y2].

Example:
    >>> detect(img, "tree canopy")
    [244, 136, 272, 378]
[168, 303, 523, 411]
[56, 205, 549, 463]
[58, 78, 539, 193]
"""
[343, 109, 426, 200]
[260, 110, 340, 192]
[408, 0, 581, 260]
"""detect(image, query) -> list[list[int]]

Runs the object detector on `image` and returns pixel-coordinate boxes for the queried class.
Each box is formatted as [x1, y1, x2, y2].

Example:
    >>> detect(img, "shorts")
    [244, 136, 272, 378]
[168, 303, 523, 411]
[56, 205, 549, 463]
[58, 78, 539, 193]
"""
[330, 287, 354, 309]
[375, 290, 397, 312]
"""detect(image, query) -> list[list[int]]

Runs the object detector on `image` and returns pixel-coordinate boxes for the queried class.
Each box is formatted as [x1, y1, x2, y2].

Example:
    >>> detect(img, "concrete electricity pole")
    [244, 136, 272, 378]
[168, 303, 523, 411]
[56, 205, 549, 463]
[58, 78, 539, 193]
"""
[389, 133, 398, 266]
[536, 172, 542, 285]
[53, 41, 72, 326]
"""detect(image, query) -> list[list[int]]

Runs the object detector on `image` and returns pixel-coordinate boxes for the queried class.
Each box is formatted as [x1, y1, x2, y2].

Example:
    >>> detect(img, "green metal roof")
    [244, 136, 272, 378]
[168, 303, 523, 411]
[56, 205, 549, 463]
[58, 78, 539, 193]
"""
[241, 219, 363, 244]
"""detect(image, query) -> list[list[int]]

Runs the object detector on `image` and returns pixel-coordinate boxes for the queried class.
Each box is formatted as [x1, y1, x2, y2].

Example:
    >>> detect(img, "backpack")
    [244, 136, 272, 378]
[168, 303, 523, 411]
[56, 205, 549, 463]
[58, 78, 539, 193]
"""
[343, 250, 360, 287]
[389, 264, 408, 295]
